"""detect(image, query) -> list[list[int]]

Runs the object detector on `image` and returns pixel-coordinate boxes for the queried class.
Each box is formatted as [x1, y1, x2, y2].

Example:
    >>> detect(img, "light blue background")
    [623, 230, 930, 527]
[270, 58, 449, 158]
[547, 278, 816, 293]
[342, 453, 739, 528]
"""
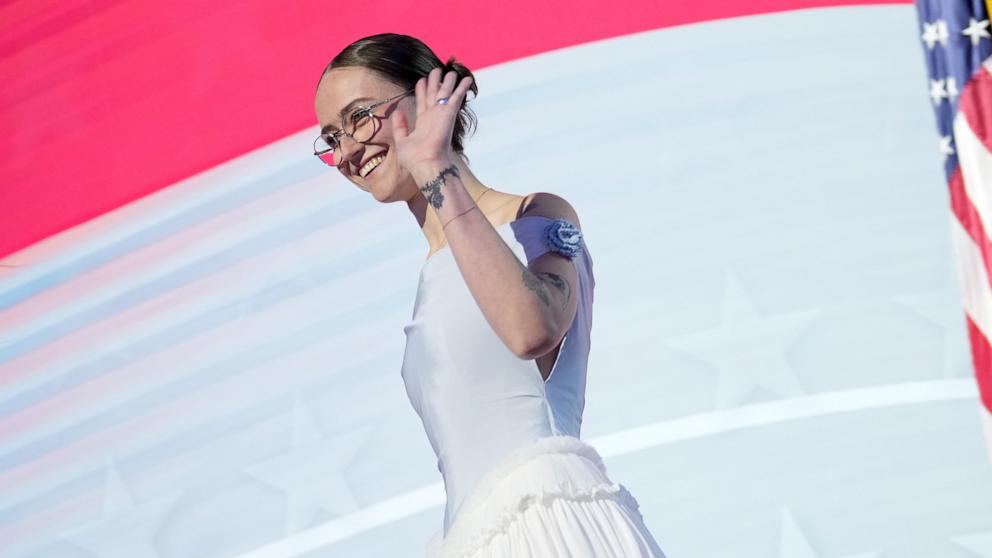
[1, 5, 990, 558]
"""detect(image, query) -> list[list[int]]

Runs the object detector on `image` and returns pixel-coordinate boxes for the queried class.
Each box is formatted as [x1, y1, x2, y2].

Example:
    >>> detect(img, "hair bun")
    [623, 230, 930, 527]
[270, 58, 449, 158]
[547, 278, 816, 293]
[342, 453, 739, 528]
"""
[444, 56, 478, 97]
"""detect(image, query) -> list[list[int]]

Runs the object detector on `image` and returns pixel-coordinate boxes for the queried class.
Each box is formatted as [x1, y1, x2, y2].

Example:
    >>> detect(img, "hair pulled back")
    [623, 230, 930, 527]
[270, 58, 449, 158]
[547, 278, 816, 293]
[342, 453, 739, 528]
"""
[322, 33, 478, 156]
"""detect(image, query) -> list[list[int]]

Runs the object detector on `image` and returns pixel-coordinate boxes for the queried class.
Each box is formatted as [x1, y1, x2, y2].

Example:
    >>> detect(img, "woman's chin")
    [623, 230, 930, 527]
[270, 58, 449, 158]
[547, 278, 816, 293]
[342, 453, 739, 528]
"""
[365, 179, 399, 203]
[365, 170, 416, 203]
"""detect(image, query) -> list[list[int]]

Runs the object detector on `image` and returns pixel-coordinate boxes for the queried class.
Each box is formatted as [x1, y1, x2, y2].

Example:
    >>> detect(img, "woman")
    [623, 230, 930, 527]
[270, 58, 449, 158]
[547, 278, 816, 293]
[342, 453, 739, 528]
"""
[313, 33, 666, 558]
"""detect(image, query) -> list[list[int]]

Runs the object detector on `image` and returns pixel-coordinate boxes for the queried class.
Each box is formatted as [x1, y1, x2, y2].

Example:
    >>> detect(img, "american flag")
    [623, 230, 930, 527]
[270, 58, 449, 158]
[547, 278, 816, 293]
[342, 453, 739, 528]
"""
[915, 0, 992, 458]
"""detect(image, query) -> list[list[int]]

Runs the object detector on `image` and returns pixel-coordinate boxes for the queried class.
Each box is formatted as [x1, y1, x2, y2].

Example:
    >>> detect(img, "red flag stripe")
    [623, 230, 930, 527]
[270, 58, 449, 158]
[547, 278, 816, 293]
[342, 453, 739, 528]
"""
[954, 60, 992, 419]
[966, 313, 992, 413]
[948, 168, 992, 294]
[0, 0, 913, 260]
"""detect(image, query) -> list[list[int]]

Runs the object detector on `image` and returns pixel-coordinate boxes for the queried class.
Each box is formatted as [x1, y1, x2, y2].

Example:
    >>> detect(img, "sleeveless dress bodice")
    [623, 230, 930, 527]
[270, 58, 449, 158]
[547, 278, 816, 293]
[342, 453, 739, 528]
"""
[401, 215, 595, 532]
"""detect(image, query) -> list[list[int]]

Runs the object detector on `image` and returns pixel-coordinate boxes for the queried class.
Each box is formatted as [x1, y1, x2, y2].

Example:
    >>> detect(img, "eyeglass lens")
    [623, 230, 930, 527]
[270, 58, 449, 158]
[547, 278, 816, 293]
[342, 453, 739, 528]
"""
[315, 110, 379, 167]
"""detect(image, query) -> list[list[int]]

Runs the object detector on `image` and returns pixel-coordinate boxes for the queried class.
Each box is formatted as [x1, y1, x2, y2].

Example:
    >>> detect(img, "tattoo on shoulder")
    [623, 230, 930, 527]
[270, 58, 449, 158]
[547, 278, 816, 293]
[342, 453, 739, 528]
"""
[517, 259, 572, 310]
[516, 259, 548, 306]
[420, 165, 459, 209]
[535, 271, 571, 311]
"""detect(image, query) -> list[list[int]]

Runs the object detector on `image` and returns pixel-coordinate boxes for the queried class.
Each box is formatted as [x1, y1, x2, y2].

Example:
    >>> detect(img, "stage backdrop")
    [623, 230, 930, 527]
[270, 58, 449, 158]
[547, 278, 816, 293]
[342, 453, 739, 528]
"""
[3, 2, 992, 557]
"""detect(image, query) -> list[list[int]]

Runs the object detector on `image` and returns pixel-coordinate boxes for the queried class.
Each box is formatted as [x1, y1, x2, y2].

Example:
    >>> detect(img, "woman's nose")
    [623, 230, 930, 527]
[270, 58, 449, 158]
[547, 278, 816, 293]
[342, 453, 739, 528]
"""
[336, 136, 364, 170]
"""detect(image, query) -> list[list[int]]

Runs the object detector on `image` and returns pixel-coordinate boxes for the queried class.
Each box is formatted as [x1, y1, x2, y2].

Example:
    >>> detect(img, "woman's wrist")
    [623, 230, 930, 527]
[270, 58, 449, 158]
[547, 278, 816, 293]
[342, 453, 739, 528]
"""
[411, 158, 457, 184]
[414, 160, 460, 208]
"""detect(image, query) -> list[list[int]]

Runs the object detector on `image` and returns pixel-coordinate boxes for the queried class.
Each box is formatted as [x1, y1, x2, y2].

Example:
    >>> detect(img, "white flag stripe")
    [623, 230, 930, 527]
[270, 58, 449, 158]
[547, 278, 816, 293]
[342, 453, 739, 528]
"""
[982, 404, 992, 463]
[951, 87, 992, 456]
[950, 215, 992, 349]
[953, 108, 992, 247]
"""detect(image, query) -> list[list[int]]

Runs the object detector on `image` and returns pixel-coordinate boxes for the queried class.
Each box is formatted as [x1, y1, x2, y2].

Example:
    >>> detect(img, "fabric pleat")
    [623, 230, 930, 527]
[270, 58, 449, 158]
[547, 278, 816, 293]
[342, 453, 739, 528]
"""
[426, 436, 666, 558]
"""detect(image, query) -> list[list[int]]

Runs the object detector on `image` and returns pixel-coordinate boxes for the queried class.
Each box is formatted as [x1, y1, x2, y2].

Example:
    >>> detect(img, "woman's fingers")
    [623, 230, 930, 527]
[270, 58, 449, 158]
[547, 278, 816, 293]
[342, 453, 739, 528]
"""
[425, 67, 441, 103]
[393, 69, 474, 164]
[415, 76, 427, 115]
[448, 75, 474, 106]
[437, 70, 457, 101]
[418, 68, 469, 112]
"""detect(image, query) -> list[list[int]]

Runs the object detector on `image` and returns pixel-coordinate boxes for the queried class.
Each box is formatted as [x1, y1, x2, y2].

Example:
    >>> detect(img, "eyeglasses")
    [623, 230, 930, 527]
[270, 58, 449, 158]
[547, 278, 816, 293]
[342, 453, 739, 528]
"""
[313, 89, 414, 167]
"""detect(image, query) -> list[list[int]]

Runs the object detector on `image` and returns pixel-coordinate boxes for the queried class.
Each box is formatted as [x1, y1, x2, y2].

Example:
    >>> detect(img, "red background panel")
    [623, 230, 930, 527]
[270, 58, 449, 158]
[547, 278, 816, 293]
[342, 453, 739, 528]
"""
[0, 0, 910, 258]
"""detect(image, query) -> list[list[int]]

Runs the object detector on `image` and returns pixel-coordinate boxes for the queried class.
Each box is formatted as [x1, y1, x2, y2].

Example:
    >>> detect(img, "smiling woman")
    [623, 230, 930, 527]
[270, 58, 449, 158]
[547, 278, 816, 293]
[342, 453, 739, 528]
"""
[313, 33, 667, 557]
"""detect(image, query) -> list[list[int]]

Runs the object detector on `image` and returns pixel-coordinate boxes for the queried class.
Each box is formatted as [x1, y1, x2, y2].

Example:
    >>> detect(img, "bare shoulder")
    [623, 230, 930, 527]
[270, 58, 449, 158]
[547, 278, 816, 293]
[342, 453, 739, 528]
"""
[516, 192, 582, 229]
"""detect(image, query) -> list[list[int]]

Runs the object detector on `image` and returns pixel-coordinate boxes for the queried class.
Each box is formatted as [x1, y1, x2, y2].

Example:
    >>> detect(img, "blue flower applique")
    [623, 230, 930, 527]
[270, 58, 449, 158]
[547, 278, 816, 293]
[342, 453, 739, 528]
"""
[544, 218, 583, 258]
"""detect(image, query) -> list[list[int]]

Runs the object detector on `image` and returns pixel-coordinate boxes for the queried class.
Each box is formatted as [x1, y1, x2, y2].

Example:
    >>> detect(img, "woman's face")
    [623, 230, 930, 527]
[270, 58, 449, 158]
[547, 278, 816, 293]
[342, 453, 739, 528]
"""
[314, 66, 418, 202]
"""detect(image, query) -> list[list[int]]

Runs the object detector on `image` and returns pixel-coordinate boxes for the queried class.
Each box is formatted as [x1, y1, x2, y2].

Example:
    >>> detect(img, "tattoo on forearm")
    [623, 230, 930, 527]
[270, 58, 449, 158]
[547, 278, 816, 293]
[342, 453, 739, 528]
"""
[420, 165, 459, 209]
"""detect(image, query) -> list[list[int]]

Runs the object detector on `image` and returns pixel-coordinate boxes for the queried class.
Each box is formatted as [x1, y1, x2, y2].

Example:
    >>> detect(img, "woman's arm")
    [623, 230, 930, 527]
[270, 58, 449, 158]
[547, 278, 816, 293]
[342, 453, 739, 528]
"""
[390, 67, 580, 359]
[417, 165, 581, 359]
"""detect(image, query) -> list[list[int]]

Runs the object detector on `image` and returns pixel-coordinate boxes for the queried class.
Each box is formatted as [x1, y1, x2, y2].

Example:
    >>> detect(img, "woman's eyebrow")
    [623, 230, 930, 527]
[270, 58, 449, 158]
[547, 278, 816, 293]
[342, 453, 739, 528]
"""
[339, 97, 374, 118]
[319, 97, 375, 135]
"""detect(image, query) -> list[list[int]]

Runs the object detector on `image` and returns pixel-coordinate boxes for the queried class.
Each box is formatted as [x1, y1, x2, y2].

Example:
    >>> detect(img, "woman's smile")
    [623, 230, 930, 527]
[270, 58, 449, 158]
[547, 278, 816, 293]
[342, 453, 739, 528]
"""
[359, 152, 386, 178]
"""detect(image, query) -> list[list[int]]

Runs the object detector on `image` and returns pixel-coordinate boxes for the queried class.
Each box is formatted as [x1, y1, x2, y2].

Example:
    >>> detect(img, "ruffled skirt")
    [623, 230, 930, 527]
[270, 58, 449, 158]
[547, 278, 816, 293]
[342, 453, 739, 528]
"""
[426, 436, 666, 558]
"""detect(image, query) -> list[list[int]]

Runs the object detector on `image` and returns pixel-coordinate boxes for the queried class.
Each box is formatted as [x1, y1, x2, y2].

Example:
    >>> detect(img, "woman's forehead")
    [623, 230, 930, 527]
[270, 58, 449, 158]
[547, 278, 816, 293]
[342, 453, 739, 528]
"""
[315, 67, 394, 114]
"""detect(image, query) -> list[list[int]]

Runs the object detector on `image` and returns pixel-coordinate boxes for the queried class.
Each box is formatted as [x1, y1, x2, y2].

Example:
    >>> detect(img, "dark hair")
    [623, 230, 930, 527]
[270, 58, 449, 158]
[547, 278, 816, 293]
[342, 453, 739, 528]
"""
[321, 33, 478, 156]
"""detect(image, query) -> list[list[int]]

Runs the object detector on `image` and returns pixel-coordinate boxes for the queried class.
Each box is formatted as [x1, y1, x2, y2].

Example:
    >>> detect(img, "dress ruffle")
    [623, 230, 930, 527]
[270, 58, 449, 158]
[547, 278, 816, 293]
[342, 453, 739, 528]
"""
[426, 436, 666, 558]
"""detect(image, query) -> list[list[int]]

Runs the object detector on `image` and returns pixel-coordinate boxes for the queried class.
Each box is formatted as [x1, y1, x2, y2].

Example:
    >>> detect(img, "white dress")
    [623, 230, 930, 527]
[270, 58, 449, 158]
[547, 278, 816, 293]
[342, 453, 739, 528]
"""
[401, 215, 666, 558]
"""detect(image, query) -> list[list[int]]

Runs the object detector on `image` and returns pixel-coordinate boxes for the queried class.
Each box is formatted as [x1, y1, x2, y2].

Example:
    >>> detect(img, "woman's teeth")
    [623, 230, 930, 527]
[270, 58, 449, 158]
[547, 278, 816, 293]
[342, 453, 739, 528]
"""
[359, 154, 385, 177]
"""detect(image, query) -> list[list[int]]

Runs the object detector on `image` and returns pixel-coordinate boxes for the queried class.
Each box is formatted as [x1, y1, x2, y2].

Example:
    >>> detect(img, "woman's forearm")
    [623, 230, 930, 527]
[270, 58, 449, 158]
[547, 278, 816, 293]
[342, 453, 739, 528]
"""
[413, 160, 556, 358]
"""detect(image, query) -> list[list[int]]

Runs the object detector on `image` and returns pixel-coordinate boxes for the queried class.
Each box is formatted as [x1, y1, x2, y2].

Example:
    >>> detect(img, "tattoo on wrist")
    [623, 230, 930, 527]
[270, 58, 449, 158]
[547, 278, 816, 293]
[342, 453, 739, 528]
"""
[420, 165, 459, 209]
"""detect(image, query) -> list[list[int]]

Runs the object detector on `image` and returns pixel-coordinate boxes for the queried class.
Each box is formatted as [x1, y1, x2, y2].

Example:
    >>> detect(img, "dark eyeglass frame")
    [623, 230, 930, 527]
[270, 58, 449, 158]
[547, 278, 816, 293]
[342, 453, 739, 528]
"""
[313, 89, 414, 167]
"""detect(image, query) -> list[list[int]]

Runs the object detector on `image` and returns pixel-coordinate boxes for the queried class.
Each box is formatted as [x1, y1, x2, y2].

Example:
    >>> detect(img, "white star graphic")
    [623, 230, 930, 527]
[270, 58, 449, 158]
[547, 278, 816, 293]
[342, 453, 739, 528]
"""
[59, 461, 181, 558]
[962, 18, 991, 47]
[937, 20, 950, 45]
[921, 20, 950, 49]
[665, 272, 817, 409]
[939, 135, 955, 162]
[952, 528, 992, 557]
[893, 287, 973, 380]
[778, 506, 881, 558]
[243, 394, 373, 534]
[929, 78, 948, 105]
[921, 22, 940, 49]
[945, 76, 959, 100]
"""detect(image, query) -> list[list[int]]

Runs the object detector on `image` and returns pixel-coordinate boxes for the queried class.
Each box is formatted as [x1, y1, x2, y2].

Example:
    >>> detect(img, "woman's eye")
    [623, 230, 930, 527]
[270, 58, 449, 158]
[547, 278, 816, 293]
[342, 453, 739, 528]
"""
[350, 109, 370, 125]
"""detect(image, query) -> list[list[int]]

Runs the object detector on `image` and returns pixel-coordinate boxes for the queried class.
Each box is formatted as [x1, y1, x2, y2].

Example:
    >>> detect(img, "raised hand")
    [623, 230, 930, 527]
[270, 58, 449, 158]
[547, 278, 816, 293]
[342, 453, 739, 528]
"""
[389, 67, 474, 171]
